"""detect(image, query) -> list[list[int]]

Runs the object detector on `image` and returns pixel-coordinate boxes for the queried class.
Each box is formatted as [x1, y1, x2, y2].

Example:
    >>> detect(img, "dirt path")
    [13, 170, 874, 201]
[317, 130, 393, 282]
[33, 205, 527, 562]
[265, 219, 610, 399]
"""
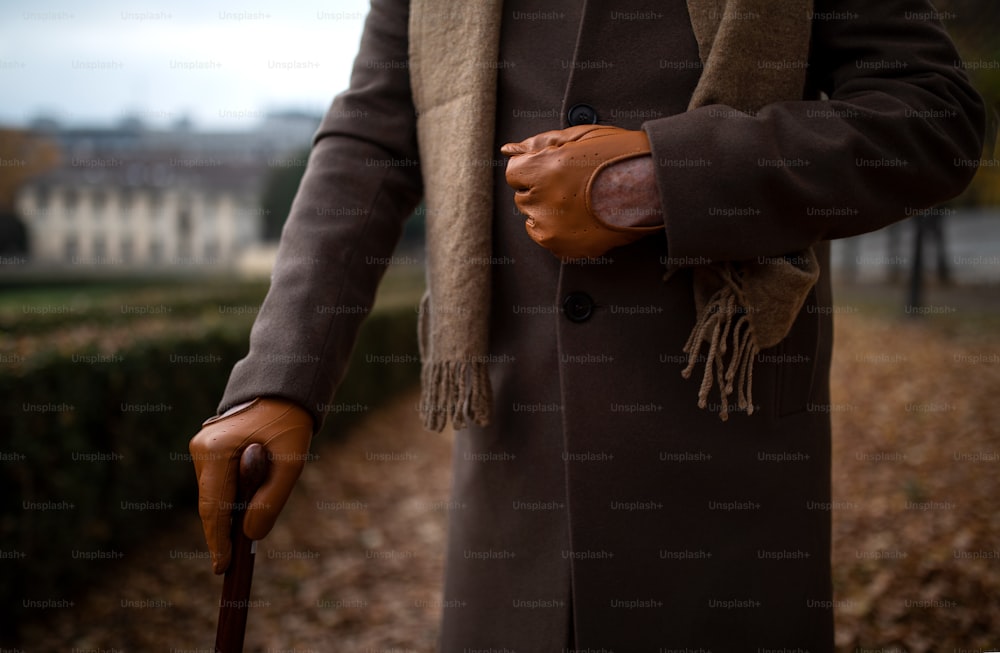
[827, 312, 1000, 650]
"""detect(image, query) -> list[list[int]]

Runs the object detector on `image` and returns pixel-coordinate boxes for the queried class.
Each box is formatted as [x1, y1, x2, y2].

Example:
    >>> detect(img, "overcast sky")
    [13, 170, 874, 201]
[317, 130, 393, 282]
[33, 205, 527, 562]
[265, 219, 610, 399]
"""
[0, 0, 371, 130]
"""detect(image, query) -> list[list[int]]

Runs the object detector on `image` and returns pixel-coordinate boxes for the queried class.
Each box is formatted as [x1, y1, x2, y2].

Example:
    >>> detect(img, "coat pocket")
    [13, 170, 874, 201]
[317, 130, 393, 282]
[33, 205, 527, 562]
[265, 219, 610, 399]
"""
[773, 288, 821, 417]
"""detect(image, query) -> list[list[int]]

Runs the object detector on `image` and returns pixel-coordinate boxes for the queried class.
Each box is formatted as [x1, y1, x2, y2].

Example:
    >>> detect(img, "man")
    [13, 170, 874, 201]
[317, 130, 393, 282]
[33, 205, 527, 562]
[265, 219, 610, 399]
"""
[189, 0, 984, 650]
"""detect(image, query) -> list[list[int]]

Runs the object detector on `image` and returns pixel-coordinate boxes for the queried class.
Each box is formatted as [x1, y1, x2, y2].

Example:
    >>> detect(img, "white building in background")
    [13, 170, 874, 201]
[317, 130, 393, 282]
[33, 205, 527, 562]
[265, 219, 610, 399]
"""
[18, 160, 264, 268]
[14, 112, 317, 272]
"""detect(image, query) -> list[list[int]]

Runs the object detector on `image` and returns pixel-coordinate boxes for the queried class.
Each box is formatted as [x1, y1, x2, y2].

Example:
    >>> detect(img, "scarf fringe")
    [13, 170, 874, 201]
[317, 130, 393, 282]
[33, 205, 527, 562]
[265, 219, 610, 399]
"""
[681, 283, 759, 422]
[420, 361, 492, 432]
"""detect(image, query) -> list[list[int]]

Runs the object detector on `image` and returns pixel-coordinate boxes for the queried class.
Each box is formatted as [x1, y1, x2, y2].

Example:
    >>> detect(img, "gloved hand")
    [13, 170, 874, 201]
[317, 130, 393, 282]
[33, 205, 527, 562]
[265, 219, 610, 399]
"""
[189, 397, 313, 574]
[501, 124, 663, 259]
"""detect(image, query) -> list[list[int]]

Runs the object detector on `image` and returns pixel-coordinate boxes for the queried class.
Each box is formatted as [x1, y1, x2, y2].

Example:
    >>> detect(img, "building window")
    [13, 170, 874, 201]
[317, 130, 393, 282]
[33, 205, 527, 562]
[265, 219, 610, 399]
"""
[93, 235, 107, 261]
[120, 189, 133, 214]
[147, 189, 162, 218]
[177, 205, 193, 264]
[92, 189, 106, 215]
[120, 236, 133, 263]
[64, 235, 79, 262]
[34, 187, 50, 212]
[178, 206, 192, 237]
[63, 189, 78, 216]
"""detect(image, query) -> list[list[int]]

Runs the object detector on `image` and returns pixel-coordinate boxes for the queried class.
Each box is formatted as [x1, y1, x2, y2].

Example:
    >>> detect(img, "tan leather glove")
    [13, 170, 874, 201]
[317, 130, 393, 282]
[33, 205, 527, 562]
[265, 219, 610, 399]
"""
[501, 124, 663, 259]
[189, 397, 313, 574]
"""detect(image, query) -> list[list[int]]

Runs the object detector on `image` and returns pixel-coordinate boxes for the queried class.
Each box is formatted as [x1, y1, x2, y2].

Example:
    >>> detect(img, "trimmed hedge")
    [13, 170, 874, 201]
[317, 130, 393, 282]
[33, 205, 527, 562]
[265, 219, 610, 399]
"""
[0, 279, 272, 336]
[1, 300, 420, 636]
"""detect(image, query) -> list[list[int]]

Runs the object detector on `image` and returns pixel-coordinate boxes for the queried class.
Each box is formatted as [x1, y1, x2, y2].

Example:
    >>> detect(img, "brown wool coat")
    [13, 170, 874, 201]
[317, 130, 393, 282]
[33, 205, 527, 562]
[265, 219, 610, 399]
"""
[220, 0, 984, 650]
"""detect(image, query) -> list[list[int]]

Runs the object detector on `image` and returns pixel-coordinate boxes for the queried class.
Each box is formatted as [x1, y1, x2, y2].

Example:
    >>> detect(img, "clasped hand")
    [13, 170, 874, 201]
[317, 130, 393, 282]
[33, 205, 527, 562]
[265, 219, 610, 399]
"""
[501, 125, 664, 259]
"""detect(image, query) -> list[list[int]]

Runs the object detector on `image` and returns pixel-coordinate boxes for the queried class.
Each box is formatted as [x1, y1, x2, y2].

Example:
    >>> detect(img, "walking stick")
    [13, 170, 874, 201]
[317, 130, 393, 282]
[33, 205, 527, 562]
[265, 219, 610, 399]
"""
[215, 443, 269, 653]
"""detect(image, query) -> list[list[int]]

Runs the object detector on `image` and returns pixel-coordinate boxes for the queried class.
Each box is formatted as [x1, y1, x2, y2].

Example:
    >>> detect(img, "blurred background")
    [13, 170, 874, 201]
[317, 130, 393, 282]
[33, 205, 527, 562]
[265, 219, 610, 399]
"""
[1, 0, 998, 651]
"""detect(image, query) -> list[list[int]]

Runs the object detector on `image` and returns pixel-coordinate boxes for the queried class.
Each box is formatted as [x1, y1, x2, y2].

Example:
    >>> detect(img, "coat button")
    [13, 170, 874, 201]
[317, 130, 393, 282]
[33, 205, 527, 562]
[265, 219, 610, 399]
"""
[563, 292, 595, 323]
[567, 103, 598, 126]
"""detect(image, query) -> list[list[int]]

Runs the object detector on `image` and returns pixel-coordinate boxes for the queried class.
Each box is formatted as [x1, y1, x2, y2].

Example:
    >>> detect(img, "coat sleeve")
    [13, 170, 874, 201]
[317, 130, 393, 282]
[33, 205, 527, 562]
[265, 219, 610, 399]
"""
[642, 0, 986, 264]
[219, 0, 423, 428]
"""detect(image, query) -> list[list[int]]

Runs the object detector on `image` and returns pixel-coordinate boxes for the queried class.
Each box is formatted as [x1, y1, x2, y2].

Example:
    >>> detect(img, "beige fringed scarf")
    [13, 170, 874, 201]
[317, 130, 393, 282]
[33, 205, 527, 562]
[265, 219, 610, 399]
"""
[409, 0, 819, 431]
